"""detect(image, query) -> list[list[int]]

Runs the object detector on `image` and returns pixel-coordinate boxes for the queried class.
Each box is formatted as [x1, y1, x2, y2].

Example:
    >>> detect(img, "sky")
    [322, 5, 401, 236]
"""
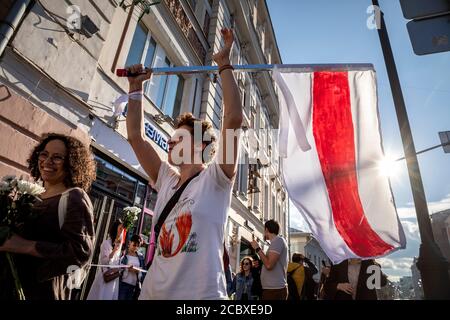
[266, 0, 450, 282]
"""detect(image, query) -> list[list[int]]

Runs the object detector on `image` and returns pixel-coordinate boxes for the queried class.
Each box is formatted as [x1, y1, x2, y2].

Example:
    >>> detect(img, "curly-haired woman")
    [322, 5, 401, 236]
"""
[0, 133, 96, 300]
[231, 257, 257, 300]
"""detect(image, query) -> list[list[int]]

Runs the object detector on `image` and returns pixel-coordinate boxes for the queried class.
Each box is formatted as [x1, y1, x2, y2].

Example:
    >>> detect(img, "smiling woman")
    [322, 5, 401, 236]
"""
[27, 133, 97, 192]
[0, 133, 97, 300]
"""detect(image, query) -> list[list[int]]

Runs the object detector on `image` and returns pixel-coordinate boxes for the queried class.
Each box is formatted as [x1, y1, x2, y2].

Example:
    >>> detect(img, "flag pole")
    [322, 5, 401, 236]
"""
[117, 63, 374, 77]
[149, 63, 374, 75]
[372, 0, 450, 299]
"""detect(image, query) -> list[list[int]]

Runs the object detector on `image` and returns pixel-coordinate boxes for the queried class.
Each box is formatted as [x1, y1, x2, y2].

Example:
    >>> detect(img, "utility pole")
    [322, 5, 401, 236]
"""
[371, 0, 450, 299]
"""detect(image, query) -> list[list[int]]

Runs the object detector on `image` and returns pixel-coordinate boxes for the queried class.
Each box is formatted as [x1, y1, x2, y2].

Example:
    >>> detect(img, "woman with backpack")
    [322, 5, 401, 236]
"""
[287, 253, 318, 300]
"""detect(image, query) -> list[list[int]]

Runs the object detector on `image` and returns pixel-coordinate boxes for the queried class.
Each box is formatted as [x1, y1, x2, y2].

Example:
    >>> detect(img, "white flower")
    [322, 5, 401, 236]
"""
[0, 181, 11, 194]
[16, 180, 45, 196]
[123, 206, 140, 221]
[2, 175, 16, 182]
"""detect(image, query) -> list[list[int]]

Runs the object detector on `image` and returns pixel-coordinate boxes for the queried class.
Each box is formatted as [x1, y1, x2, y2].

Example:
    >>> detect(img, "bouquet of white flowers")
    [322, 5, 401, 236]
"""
[122, 206, 140, 231]
[0, 176, 45, 300]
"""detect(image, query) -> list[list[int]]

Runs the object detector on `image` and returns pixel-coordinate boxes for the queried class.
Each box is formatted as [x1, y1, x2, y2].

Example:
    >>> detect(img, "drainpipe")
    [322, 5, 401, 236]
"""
[0, 0, 32, 58]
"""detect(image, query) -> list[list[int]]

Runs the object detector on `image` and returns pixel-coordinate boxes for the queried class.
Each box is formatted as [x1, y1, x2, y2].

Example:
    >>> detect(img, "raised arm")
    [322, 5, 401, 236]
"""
[213, 29, 243, 179]
[126, 65, 161, 183]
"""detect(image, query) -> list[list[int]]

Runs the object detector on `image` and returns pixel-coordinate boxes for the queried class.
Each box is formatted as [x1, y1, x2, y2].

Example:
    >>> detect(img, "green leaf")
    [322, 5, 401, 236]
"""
[0, 226, 11, 246]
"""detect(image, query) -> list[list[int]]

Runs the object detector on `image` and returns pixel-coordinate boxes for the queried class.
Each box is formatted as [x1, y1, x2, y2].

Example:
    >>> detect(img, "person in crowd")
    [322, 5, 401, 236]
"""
[125, 28, 243, 300]
[223, 244, 234, 297]
[251, 257, 263, 300]
[251, 220, 288, 300]
[317, 260, 331, 300]
[0, 133, 96, 300]
[298, 254, 318, 300]
[118, 234, 145, 300]
[87, 220, 124, 300]
[324, 258, 387, 300]
[287, 253, 306, 300]
[231, 256, 257, 300]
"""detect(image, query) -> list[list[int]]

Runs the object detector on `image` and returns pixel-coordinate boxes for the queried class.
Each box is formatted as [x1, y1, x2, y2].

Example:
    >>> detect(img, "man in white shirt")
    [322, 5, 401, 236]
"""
[125, 28, 242, 300]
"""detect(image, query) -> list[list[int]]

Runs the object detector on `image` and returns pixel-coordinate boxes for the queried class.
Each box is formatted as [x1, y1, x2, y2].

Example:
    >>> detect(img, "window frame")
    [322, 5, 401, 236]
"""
[126, 22, 185, 119]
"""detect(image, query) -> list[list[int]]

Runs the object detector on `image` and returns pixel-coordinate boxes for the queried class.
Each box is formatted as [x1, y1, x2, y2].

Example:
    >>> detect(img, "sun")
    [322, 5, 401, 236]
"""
[378, 156, 401, 178]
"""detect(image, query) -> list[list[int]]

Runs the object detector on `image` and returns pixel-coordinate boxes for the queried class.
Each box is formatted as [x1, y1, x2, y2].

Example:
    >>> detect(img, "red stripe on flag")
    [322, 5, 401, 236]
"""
[312, 71, 393, 257]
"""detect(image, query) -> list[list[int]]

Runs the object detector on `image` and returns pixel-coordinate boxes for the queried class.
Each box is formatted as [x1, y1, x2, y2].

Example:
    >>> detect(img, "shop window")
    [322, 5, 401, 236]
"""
[126, 22, 185, 119]
[135, 182, 147, 206]
[94, 156, 138, 203]
[140, 213, 153, 258]
[144, 188, 158, 212]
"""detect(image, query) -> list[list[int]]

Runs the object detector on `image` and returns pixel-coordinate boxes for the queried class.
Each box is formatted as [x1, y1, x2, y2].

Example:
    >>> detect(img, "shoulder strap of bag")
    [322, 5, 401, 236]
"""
[150, 171, 201, 259]
[154, 171, 201, 238]
[58, 187, 84, 229]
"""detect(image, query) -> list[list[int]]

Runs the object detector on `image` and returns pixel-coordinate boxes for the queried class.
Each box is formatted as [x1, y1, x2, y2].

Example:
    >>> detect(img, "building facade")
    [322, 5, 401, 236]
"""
[304, 237, 331, 282]
[288, 227, 312, 258]
[397, 275, 414, 300]
[376, 279, 398, 300]
[0, 0, 287, 295]
[411, 256, 424, 300]
[431, 209, 450, 264]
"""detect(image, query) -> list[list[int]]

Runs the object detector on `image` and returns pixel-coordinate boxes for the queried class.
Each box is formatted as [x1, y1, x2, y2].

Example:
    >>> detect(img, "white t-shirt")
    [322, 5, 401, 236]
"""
[139, 161, 233, 300]
[121, 255, 141, 286]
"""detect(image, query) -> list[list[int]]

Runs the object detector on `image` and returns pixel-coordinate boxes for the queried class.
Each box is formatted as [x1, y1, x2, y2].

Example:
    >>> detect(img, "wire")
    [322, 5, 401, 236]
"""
[36, 0, 108, 74]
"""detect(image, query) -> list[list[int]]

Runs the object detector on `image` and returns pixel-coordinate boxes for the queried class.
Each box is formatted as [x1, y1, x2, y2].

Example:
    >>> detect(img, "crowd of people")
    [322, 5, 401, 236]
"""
[0, 27, 387, 301]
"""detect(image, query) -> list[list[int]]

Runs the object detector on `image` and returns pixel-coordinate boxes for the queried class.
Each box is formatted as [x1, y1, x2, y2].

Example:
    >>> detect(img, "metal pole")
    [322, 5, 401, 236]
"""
[148, 63, 374, 75]
[0, 0, 32, 57]
[288, 199, 291, 259]
[372, 0, 450, 299]
[395, 141, 450, 162]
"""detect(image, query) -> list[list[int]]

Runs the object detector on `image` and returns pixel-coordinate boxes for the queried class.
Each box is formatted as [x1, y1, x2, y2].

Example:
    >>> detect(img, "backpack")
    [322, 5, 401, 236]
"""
[287, 266, 301, 301]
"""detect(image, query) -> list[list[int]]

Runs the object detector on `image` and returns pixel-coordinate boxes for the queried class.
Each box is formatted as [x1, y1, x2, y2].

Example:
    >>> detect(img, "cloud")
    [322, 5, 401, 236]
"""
[288, 194, 450, 280]
[397, 193, 450, 219]
[379, 257, 414, 271]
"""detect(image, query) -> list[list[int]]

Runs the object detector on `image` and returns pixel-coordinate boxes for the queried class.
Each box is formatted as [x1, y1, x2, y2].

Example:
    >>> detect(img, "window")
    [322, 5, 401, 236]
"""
[187, 0, 197, 10]
[239, 153, 249, 196]
[271, 194, 275, 221]
[278, 204, 281, 230]
[234, 152, 249, 197]
[264, 183, 269, 221]
[241, 82, 247, 115]
[203, 10, 210, 37]
[144, 188, 158, 212]
[125, 23, 148, 67]
[94, 155, 138, 202]
[126, 22, 185, 119]
[134, 182, 147, 206]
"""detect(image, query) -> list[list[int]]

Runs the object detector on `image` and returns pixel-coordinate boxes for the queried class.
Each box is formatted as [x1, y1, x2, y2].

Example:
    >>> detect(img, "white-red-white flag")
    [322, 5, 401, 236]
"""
[273, 68, 406, 264]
